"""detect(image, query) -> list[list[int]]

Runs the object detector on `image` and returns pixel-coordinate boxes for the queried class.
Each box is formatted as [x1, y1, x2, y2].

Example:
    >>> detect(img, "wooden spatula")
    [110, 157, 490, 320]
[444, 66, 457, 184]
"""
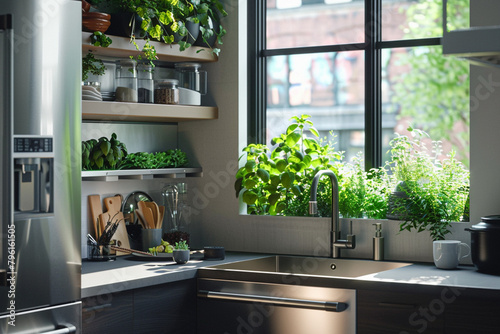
[143, 207, 156, 229]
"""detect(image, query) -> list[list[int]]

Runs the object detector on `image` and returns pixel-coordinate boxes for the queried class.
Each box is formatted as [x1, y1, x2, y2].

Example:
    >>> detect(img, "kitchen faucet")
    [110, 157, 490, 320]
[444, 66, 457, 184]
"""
[309, 170, 356, 258]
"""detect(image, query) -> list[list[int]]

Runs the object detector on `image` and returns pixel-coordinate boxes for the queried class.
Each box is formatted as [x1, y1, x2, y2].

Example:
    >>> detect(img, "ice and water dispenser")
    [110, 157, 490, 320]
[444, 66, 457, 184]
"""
[13, 136, 54, 213]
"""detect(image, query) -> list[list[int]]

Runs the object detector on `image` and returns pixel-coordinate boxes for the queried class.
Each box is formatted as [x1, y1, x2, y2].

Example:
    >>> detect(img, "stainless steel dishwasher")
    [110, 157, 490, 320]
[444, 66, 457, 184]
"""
[197, 278, 356, 334]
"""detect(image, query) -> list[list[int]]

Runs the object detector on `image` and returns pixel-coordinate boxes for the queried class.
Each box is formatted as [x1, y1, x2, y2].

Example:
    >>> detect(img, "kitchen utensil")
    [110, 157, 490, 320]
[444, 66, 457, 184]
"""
[465, 215, 500, 274]
[110, 245, 153, 257]
[162, 184, 179, 232]
[104, 195, 123, 213]
[98, 211, 130, 255]
[88, 195, 103, 238]
[122, 191, 153, 224]
[143, 207, 156, 229]
[158, 205, 165, 229]
[145, 201, 161, 228]
[135, 208, 147, 229]
[138, 201, 155, 228]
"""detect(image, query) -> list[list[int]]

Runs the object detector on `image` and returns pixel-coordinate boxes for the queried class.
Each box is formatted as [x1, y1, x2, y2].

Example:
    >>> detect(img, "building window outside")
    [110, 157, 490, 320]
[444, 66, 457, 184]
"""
[257, 0, 470, 168]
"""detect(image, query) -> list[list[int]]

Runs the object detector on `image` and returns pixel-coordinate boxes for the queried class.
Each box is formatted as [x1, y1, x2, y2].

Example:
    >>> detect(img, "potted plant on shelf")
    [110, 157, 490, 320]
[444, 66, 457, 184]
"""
[192, 0, 228, 56]
[82, 51, 106, 82]
[173, 239, 190, 264]
[386, 127, 470, 241]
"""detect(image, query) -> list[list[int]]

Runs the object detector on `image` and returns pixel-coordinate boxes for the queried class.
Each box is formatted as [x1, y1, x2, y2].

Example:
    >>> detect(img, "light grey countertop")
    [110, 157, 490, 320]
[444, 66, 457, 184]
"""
[82, 252, 500, 298]
[81, 252, 265, 298]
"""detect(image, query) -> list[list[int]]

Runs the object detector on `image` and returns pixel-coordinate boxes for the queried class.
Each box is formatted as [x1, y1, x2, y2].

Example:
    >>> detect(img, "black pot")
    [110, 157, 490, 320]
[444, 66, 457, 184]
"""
[107, 13, 147, 39]
[465, 215, 500, 275]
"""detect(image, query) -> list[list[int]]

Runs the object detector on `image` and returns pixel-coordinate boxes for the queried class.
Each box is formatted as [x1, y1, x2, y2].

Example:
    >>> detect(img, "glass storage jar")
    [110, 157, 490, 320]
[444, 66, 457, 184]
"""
[137, 63, 154, 103]
[174, 62, 207, 95]
[154, 79, 179, 105]
[115, 59, 138, 102]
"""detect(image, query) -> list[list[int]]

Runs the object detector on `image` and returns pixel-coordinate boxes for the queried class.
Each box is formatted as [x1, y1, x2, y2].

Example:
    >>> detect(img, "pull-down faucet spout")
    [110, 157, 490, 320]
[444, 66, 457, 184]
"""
[309, 170, 355, 258]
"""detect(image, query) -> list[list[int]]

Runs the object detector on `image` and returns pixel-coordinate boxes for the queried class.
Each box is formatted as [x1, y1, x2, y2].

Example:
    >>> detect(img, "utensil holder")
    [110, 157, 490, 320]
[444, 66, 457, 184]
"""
[87, 240, 116, 261]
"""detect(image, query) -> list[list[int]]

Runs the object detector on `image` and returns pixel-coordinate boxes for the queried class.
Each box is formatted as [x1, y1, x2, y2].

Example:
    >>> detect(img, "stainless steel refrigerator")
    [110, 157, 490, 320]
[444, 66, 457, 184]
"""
[0, 0, 82, 332]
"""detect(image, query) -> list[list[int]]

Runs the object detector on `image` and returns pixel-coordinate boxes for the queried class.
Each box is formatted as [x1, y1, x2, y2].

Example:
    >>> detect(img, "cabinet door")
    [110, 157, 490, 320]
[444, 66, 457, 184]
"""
[445, 290, 500, 334]
[358, 289, 444, 334]
[133, 279, 197, 334]
[82, 290, 134, 334]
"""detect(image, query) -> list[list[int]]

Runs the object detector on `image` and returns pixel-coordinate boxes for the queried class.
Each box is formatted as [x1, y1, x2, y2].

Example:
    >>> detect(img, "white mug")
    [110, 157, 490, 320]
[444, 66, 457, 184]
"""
[433, 240, 470, 269]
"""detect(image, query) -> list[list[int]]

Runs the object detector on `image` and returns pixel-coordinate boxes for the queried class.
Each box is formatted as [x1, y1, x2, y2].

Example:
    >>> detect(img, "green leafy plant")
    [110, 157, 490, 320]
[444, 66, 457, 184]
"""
[88, 0, 227, 58]
[174, 239, 189, 250]
[192, 0, 228, 56]
[120, 149, 189, 169]
[82, 52, 106, 81]
[82, 133, 128, 170]
[387, 127, 470, 241]
[90, 31, 112, 47]
[235, 115, 342, 215]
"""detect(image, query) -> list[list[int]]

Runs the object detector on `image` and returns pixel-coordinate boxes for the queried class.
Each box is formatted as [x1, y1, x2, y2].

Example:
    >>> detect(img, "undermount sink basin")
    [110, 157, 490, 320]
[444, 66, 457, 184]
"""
[209, 256, 411, 278]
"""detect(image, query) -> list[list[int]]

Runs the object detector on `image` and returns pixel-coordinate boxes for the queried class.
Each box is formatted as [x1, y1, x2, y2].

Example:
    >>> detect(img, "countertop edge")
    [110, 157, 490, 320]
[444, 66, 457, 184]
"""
[82, 253, 500, 299]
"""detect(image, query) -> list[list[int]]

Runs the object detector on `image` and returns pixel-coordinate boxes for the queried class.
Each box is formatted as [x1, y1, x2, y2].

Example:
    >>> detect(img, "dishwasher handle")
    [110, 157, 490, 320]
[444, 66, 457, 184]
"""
[198, 290, 348, 312]
[40, 324, 77, 334]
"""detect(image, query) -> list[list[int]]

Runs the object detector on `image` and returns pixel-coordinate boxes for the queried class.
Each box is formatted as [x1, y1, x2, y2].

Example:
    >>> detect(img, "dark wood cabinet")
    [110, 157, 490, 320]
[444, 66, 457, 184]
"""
[358, 286, 500, 334]
[82, 279, 197, 334]
[357, 288, 445, 334]
[444, 289, 500, 334]
[82, 289, 134, 334]
[133, 279, 197, 334]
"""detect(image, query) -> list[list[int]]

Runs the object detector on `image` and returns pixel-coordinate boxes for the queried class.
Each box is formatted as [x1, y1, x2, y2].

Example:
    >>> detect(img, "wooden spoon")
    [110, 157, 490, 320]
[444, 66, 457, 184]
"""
[143, 207, 156, 229]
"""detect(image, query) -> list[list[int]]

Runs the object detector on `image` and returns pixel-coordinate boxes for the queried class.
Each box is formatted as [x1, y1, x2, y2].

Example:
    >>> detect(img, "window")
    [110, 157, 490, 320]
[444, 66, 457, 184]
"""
[248, 0, 470, 170]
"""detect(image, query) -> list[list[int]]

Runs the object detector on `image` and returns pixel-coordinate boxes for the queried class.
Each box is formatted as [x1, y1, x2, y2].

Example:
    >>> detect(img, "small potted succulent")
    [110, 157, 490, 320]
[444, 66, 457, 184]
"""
[173, 239, 190, 264]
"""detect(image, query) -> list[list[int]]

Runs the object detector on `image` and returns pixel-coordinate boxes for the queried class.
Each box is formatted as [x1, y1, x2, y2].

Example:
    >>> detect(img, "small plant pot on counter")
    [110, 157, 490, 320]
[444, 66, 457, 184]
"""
[173, 249, 190, 264]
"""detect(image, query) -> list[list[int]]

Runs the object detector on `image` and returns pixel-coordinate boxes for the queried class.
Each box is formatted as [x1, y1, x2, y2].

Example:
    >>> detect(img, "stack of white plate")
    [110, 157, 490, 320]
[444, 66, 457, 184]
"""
[82, 85, 102, 101]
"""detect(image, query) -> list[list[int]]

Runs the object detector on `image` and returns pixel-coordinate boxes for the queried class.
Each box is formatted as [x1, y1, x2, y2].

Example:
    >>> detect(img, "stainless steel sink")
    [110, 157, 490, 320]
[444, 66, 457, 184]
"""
[208, 255, 411, 278]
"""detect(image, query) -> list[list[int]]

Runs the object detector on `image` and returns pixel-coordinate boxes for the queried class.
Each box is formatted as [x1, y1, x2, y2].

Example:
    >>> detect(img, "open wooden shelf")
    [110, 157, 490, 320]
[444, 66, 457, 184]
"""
[82, 32, 217, 63]
[82, 100, 218, 122]
[82, 167, 203, 181]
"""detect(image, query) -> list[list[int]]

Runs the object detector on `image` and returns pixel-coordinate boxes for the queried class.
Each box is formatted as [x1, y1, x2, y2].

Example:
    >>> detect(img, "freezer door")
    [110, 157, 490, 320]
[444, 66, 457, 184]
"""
[0, 301, 81, 334]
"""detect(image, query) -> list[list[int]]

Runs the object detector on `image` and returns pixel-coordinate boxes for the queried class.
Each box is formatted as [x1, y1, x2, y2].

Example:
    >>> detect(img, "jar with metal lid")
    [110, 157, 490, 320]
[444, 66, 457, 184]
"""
[115, 59, 138, 102]
[174, 62, 207, 95]
[154, 79, 179, 104]
[137, 63, 154, 103]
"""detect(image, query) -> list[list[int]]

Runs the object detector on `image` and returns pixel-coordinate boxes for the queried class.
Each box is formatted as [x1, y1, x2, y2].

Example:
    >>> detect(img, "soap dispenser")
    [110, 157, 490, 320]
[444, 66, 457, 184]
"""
[373, 223, 384, 261]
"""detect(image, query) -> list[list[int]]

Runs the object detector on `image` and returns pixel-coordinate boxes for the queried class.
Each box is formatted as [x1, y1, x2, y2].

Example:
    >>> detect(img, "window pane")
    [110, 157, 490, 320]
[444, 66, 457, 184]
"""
[382, 0, 443, 41]
[267, 51, 365, 162]
[381, 45, 470, 167]
[266, 0, 365, 49]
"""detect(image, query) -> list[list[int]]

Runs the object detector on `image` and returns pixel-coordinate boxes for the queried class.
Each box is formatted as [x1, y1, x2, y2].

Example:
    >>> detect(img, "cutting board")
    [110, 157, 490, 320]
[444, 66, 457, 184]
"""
[88, 195, 103, 239]
[99, 211, 130, 256]
[103, 195, 123, 213]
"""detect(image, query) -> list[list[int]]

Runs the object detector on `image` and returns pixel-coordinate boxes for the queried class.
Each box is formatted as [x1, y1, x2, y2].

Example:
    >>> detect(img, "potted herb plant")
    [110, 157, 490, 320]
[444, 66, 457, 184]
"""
[386, 127, 470, 241]
[173, 239, 190, 264]
[82, 51, 106, 82]
[235, 115, 341, 216]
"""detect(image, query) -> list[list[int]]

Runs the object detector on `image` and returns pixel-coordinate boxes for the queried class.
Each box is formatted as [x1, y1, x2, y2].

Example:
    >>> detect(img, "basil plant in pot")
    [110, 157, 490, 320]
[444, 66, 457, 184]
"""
[386, 127, 470, 241]
[235, 115, 343, 216]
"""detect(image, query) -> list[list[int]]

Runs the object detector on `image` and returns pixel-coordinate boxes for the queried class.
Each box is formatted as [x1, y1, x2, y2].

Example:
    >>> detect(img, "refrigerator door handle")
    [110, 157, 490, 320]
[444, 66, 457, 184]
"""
[41, 324, 77, 334]
[0, 269, 6, 286]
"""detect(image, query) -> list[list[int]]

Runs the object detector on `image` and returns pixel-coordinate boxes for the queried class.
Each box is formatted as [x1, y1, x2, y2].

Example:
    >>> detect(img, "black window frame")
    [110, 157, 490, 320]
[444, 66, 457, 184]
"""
[248, 0, 441, 170]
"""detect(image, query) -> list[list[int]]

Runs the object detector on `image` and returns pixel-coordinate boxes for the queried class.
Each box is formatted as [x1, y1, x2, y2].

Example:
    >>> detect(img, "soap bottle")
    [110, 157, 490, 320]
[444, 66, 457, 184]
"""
[373, 223, 384, 261]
